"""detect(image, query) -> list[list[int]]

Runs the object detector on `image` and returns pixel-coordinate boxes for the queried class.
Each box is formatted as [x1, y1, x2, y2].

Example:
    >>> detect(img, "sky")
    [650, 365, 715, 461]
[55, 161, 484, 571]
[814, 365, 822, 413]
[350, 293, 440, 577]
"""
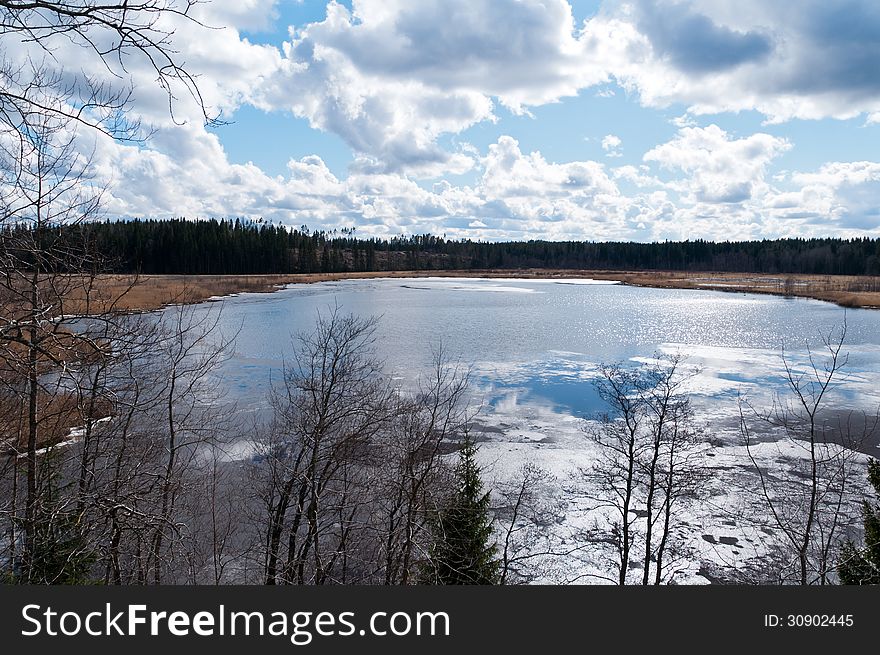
[16, 0, 880, 242]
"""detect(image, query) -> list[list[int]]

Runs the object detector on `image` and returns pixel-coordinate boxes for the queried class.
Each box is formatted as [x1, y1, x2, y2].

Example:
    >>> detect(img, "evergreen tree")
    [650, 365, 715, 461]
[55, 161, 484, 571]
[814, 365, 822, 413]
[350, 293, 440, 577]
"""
[24, 511, 96, 584]
[838, 458, 880, 584]
[421, 435, 500, 585]
[13, 219, 879, 276]
[16, 453, 97, 584]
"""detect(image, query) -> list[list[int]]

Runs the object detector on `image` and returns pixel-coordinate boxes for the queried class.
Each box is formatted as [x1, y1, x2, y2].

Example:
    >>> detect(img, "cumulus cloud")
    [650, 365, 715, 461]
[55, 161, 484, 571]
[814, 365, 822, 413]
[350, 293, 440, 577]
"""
[239, 0, 880, 176]
[631, 0, 773, 73]
[601, 134, 623, 157]
[7, 0, 880, 241]
[296, 0, 607, 108]
[92, 130, 637, 240]
[264, 32, 491, 176]
[250, 0, 620, 175]
[89, 119, 880, 242]
[783, 162, 880, 229]
[643, 124, 790, 203]
[610, 0, 880, 122]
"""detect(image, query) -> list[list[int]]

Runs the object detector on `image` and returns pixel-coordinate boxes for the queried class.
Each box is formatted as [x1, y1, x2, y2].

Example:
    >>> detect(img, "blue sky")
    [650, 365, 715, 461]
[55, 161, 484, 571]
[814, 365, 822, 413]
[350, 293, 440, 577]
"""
[46, 1, 880, 241]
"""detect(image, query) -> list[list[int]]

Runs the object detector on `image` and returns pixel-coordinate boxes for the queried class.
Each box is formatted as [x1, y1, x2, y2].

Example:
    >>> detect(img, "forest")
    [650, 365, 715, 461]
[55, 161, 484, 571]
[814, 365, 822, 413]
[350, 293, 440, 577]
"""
[29, 218, 880, 276]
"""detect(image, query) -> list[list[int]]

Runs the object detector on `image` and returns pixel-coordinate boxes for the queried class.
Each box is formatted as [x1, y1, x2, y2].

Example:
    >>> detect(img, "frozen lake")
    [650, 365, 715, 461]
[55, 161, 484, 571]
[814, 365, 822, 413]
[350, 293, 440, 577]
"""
[191, 276, 880, 425]
[182, 276, 880, 583]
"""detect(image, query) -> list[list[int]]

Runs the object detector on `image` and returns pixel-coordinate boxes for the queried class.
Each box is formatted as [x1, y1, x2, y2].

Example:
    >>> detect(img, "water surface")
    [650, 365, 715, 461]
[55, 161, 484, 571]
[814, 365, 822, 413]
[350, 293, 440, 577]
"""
[189, 277, 880, 428]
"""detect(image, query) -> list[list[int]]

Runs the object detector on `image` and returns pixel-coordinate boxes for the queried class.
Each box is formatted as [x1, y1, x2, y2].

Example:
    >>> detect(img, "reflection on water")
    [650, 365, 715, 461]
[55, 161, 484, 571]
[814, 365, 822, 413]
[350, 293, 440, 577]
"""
[185, 277, 880, 422]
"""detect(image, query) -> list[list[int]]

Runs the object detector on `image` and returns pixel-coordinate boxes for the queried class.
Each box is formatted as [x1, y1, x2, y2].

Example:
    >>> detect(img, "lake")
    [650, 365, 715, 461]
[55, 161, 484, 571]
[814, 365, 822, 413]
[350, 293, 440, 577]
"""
[184, 276, 880, 583]
[192, 276, 880, 426]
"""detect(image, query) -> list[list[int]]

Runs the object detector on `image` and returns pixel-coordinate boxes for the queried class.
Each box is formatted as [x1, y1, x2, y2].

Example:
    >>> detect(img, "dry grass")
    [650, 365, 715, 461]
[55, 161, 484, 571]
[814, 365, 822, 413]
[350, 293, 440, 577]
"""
[91, 270, 880, 312]
[614, 270, 880, 309]
[92, 274, 310, 312]
[0, 388, 109, 456]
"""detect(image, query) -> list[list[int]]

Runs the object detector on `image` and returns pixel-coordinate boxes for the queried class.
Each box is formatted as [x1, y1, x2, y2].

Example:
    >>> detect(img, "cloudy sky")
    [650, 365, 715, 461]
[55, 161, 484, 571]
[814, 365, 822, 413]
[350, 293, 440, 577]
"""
[35, 1, 880, 241]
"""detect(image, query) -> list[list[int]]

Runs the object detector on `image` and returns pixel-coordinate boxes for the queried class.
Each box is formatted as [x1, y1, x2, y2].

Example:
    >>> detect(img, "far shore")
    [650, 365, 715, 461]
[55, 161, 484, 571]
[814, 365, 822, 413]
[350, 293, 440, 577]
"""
[94, 269, 880, 313]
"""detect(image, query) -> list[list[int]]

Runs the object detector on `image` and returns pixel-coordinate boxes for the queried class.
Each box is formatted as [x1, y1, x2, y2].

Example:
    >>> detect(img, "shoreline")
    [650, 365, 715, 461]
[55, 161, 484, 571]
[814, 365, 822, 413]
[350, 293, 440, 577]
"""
[97, 269, 880, 313]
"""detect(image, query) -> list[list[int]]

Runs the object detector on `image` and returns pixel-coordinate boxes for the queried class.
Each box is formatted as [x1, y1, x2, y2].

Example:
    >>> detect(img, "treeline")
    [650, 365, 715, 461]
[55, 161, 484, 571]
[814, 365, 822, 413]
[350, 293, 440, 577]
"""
[60, 218, 880, 276]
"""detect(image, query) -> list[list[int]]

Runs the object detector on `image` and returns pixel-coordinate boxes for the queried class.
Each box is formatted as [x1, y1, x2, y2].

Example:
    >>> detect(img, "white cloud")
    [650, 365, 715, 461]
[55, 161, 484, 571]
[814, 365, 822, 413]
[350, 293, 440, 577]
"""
[238, 0, 880, 178]
[89, 120, 880, 241]
[781, 162, 880, 229]
[246, 0, 623, 175]
[299, 0, 608, 108]
[606, 0, 880, 123]
[196, 0, 281, 33]
[643, 124, 790, 203]
[92, 130, 635, 240]
[7, 0, 880, 241]
[601, 134, 623, 157]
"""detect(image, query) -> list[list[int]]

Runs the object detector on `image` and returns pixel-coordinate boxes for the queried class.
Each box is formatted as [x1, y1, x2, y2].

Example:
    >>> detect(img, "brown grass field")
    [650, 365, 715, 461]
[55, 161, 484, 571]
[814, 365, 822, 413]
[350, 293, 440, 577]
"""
[95, 270, 880, 313]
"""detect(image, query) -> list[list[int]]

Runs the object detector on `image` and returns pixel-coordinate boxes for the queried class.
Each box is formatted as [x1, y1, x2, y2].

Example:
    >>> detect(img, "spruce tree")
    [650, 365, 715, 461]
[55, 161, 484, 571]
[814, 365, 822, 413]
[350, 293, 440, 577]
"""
[422, 434, 500, 585]
[19, 452, 96, 584]
[838, 458, 880, 584]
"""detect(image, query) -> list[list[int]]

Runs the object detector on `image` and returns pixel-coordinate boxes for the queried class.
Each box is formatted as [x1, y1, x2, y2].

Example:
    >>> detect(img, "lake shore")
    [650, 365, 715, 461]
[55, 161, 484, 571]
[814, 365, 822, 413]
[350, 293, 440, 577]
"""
[97, 269, 880, 312]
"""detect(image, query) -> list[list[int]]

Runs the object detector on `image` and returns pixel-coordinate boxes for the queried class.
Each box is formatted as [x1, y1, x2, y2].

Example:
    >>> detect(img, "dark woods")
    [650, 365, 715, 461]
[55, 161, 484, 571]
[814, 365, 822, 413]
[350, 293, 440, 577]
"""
[21, 218, 880, 276]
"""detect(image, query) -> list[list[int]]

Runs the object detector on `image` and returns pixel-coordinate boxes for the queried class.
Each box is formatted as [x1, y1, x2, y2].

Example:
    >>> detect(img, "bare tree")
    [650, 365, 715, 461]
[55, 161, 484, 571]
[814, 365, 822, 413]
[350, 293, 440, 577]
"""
[584, 363, 647, 584]
[251, 316, 483, 586]
[374, 346, 470, 585]
[177, 436, 247, 584]
[741, 321, 872, 584]
[0, 1, 236, 586]
[0, 105, 109, 580]
[143, 302, 233, 583]
[493, 462, 568, 585]
[88, 314, 166, 584]
[256, 308, 397, 585]
[0, 124, 236, 581]
[79, 302, 233, 586]
[1, 0, 213, 141]
[648, 384, 705, 584]
[637, 354, 705, 584]
[584, 354, 706, 585]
